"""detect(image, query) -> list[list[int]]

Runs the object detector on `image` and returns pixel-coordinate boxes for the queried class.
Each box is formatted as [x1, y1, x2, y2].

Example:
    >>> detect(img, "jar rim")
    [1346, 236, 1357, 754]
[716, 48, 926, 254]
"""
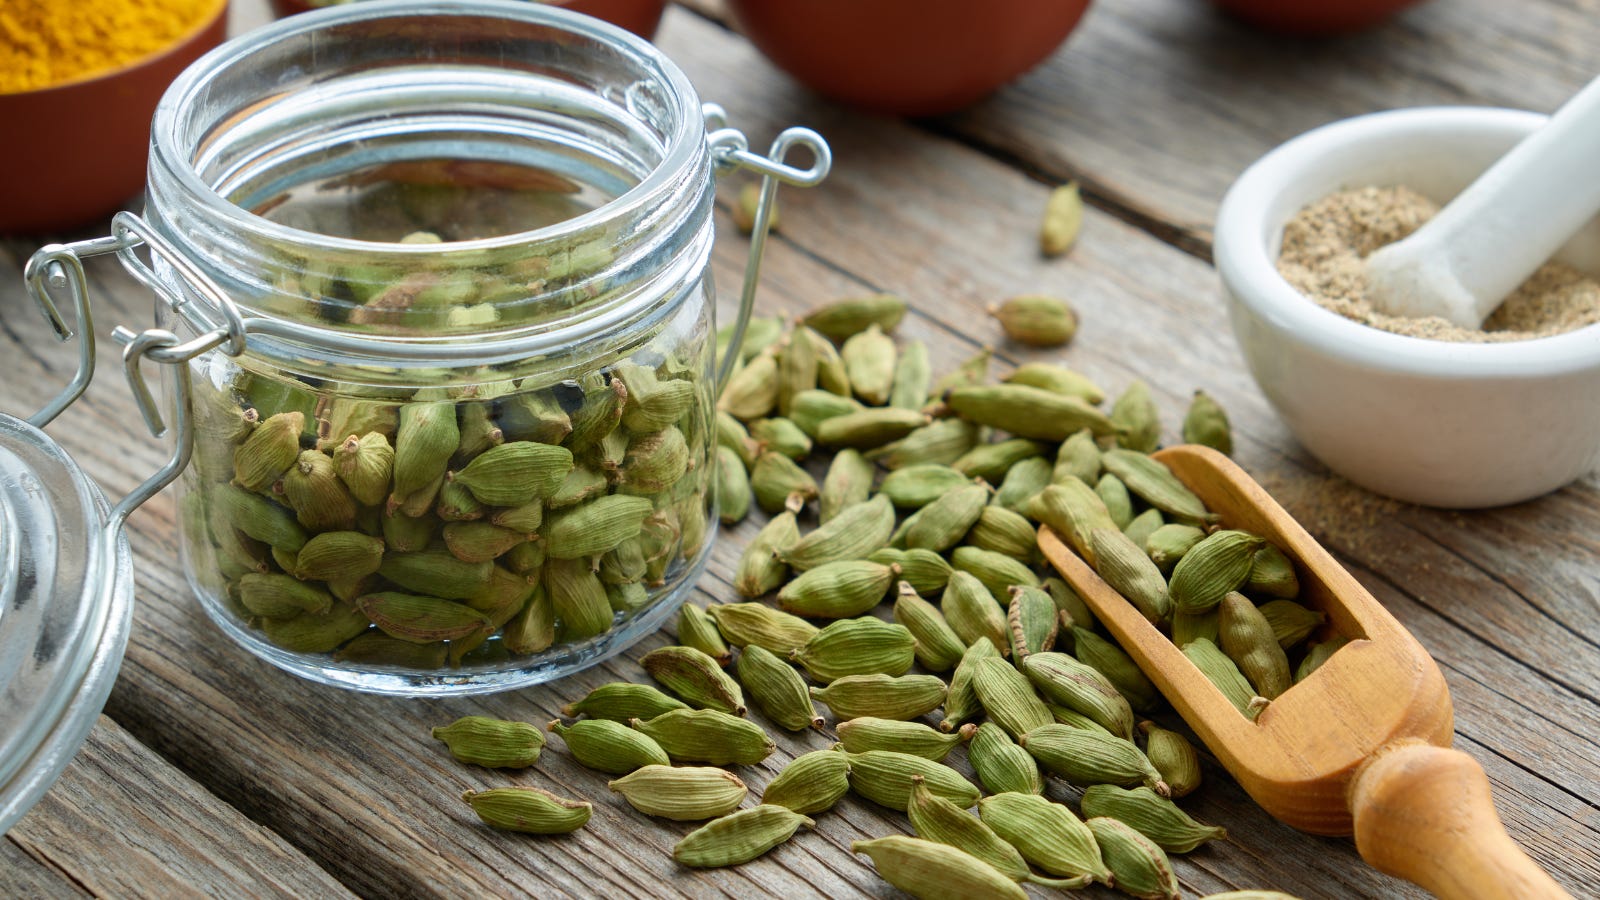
[149, 0, 706, 257]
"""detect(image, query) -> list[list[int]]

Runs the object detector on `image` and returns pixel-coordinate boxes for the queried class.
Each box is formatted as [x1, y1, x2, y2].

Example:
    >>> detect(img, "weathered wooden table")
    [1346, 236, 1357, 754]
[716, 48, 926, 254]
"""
[4, 1, 1598, 897]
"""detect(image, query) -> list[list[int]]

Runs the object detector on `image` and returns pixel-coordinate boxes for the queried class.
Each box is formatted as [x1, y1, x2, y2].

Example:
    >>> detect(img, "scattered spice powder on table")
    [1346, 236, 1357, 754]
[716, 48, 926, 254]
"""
[1276, 185, 1600, 342]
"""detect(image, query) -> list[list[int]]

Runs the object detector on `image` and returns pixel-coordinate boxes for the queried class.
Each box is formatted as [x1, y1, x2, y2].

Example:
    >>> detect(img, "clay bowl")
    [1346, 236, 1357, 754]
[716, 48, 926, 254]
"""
[0, 1, 229, 234]
[725, 0, 1092, 117]
[271, 0, 668, 38]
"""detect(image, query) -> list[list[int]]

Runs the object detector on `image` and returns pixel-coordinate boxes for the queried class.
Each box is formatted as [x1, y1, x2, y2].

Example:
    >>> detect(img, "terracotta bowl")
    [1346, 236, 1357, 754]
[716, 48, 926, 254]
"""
[725, 0, 1092, 116]
[0, 1, 229, 234]
[271, 0, 668, 39]
[1208, 0, 1427, 35]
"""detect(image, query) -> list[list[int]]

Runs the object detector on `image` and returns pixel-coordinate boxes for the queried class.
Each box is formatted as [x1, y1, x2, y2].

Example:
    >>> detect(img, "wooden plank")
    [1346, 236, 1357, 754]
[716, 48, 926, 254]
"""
[3, 716, 354, 900]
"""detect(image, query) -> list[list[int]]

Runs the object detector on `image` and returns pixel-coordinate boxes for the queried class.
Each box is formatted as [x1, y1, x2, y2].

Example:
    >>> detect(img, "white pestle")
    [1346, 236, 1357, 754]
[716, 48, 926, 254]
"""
[1364, 74, 1600, 328]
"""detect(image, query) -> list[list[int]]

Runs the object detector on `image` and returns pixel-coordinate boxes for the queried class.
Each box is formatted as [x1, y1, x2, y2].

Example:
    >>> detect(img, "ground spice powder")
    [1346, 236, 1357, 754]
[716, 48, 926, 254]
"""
[0, 0, 218, 94]
[1276, 185, 1600, 342]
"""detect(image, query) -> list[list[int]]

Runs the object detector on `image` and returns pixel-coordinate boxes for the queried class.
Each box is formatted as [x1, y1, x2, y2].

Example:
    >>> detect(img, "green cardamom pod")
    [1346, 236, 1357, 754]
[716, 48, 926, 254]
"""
[279, 449, 357, 532]
[1089, 527, 1172, 625]
[978, 791, 1112, 883]
[432, 716, 544, 768]
[803, 293, 907, 342]
[640, 645, 745, 715]
[1139, 721, 1202, 799]
[706, 601, 818, 656]
[630, 708, 775, 766]
[1100, 449, 1215, 525]
[1124, 508, 1165, 549]
[971, 656, 1053, 739]
[1006, 361, 1104, 405]
[1247, 542, 1300, 599]
[877, 464, 971, 509]
[1020, 723, 1169, 794]
[607, 764, 747, 820]
[1147, 523, 1207, 573]
[750, 451, 818, 514]
[218, 484, 307, 553]
[561, 682, 688, 722]
[1169, 530, 1266, 614]
[333, 632, 446, 668]
[967, 722, 1043, 796]
[497, 389, 572, 445]
[761, 749, 851, 815]
[953, 438, 1047, 483]
[718, 348, 779, 421]
[866, 418, 982, 470]
[733, 511, 799, 597]
[946, 384, 1114, 441]
[1021, 650, 1135, 740]
[941, 571, 1010, 656]
[545, 494, 653, 559]
[907, 778, 1086, 889]
[1038, 180, 1083, 256]
[990, 456, 1051, 514]
[873, 549, 954, 596]
[238, 573, 333, 618]
[546, 465, 610, 510]
[1182, 389, 1233, 456]
[1079, 784, 1228, 853]
[716, 410, 761, 469]
[1047, 701, 1114, 733]
[778, 494, 895, 571]
[461, 787, 590, 834]
[989, 294, 1077, 348]
[804, 324, 852, 396]
[853, 835, 1028, 900]
[544, 557, 614, 642]
[887, 338, 931, 410]
[1171, 609, 1220, 647]
[436, 478, 487, 522]
[1297, 636, 1349, 683]
[815, 448, 872, 524]
[792, 618, 916, 682]
[1111, 380, 1162, 454]
[356, 591, 490, 644]
[441, 521, 531, 564]
[233, 411, 304, 493]
[1027, 479, 1115, 564]
[1044, 575, 1097, 635]
[1053, 428, 1103, 489]
[949, 546, 1039, 603]
[379, 548, 492, 599]
[892, 583, 966, 672]
[259, 601, 370, 654]
[330, 431, 393, 507]
[1181, 638, 1263, 720]
[567, 374, 628, 453]
[548, 718, 671, 774]
[380, 509, 436, 554]
[617, 368, 696, 434]
[967, 506, 1038, 562]
[452, 440, 573, 507]
[501, 583, 554, 654]
[736, 644, 823, 731]
[677, 603, 732, 667]
[1007, 585, 1059, 660]
[392, 401, 458, 503]
[1095, 472, 1135, 530]
[810, 673, 947, 721]
[718, 313, 785, 366]
[1072, 626, 1163, 713]
[715, 445, 752, 525]
[939, 637, 1000, 732]
[815, 407, 928, 449]
[905, 483, 989, 553]
[777, 559, 898, 619]
[776, 328, 820, 418]
[843, 749, 980, 811]
[786, 388, 863, 438]
[1258, 599, 1324, 650]
[390, 470, 443, 518]
[1219, 591, 1292, 700]
[674, 804, 813, 867]
[750, 416, 814, 460]
[838, 717, 974, 761]
[1086, 816, 1180, 900]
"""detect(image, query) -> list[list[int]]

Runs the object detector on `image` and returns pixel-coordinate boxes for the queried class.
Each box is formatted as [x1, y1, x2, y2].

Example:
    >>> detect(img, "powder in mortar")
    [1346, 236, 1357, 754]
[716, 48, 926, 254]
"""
[1276, 185, 1600, 342]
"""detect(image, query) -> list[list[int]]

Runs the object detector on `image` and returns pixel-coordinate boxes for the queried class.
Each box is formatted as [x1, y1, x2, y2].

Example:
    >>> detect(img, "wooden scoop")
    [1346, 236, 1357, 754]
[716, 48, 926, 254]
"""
[1038, 444, 1569, 900]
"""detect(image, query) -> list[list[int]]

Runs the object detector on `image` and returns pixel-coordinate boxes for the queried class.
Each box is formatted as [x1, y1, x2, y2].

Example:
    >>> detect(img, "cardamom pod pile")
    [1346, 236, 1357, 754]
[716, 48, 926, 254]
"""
[179, 309, 715, 667]
[437, 296, 1329, 899]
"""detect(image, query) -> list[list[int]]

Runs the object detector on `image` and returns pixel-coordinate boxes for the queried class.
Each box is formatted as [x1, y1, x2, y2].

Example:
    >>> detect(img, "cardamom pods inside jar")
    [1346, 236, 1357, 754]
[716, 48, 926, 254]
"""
[14, 0, 829, 696]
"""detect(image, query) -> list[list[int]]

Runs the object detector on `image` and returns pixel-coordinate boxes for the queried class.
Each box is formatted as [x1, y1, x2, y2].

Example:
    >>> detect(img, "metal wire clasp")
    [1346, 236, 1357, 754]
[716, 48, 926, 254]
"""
[703, 104, 832, 388]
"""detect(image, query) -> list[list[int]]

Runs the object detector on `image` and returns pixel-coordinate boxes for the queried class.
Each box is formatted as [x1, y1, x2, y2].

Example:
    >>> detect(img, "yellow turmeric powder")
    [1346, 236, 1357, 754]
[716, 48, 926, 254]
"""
[0, 0, 221, 94]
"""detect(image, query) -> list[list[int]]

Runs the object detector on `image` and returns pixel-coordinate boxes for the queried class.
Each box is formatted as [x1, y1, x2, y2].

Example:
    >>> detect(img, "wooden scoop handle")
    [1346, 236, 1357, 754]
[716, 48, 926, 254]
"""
[1350, 740, 1570, 899]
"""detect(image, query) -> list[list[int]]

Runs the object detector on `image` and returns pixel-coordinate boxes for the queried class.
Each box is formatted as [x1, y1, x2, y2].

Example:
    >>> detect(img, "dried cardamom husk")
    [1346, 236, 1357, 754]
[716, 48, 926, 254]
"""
[238, 573, 332, 618]
[792, 617, 915, 682]
[715, 445, 752, 525]
[1086, 816, 1180, 900]
[461, 787, 590, 834]
[989, 295, 1077, 348]
[1247, 542, 1300, 599]
[842, 749, 980, 811]
[967, 722, 1043, 796]
[814, 407, 928, 449]
[736, 644, 823, 731]
[1139, 721, 1202, 799]
[853, 835, 1028, 900]
[561, 682, 687, 722]
[607, 764, 747, 820]
[1079, 784, 1228, 853]
[810, 674, 947, 722]
[544, 557, 613, 642]
[1019, 723, 1169, 795]
[989, 456, 1052, 515]
[1072, 626, 1163, 713]
[432, 716, 544, 768]
[761, 749, 852, 815]
[391, 401, 457, 503]
[750, 451, 818, 514]
[978, 791, 1112, 883]
[1147, 523, 1207, 573]
[673, 805, 813, 868]
[1181, 638, 1263, 720]
[967, 506, 1038, 562]
[233, 411, 304, 492]
[279, 449, 356, 531]
[1007, 585, 1059, 660]
[641, 645, 746, 715]
[905, 483, 988, 553]
[888, 339, 931, 410]
[548, 718, 671, 774]
[630, 708, 775, 766]
[1297, 636, 1349, 682]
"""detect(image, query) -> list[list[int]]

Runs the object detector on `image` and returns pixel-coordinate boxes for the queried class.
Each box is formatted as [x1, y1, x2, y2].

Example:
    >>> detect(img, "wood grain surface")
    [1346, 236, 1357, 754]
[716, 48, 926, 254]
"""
[2, 1, 1596, 897]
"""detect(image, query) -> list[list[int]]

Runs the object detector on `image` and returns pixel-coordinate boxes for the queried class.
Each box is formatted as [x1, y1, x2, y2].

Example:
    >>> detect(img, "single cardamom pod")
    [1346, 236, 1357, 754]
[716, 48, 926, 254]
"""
[941, 571, 1010, 656]
[1170, 530, 1266, 615]
[380, 509, 436, 554]
[877, 465, 971, 510]
[218, 484, 307, 553]
[706, 601, 818, 656]
[259, 601, 370, 654]
[546, 465, 611, 512]
[630, 708, 775, 766]
[1044, 575, 1097, 635]
[750, 416, 814, 460]
[356, 592, 490, 643]
[953, 438, 1046, 483]
[329, 431, 393, 507]
[967, 722, 1043, 796]
[786, 388, 863, 438]
[716, 410, 761, 469]
[949, 546, 1039, 603]
[978, 791, 1112, 883]
[778, 494, 895, 571]
[501, 583, 554, 654]
[1099, 449, 1215, 525]
[487, 501, 544, 537]
[618, 368, 696, 435]
[1028, 479, 1115, 564]
[762, 749, 851, 814]
[436, 478, 487, 522]
[715, 445, 752, 525]
[1007, 585, 1060, 660]
[1258, 599, 1324, 650]
[1087, 816, 1180, 900]
[736, 644, 823, 731]
[548, 718, 671, 774]
[972, 656, 1053, 739]
[641, 645, 746, 715]
[905, 483, 989, 553]
[718, 348, 779, 421]
[544, 557, 614, 642]
[810, 673, 947, 721]
[815, 407, 929, 449]
[907, 778, 1087, 889]
[545, 494, 654, 559]
[432, 716, 544, 768]
[333, 632, 446, 668]
[989, 295, 1078, 347]
[1297, 636, 1349, 682]
[678, 603, 732, 667]
[378, 548, 492, 599]
[750, 451, 818, 514]
[1147, 523, 1207, 573]
[1052, 428, 1103, 489]
[390, 470, 443, 518]
[946, 384, 1113, 441]
[792, 618, 916, 682]
[839, 717, 974, 761]
[888, 338, 931, 410]
[841, 323, 896, 405]
[1007, 363, 1104, 405]
[1247, 542, 1300, 599]
[567, 374, 628, 453]
[893, 583, 966, 672]
[775, 327, 818, 418]
[1089, 527, 1172, 625]
[638, 509, 683, 586]
[238, 573, 333, 618]
[733, 511, 800, 597]
[461, 787, 590, 834]
[440, 521, 531, 564]
[451, 440, 573, 508]
[803, 323, 852, 396]
[817, 448, 873, 525]
[1040, 182, 1083, 257]
[1111, 380, 1162, 454]
[618, 426, 692, 498]
[1095, 472, 1135, 530]
[606, 764, 747, 820]
[843, 749, 980, 811]
[967, 506, 1039, 562]
[1021, 651, 1136, 739]
[1020, 723, 1169, 795]
[777, 559, 898, 619]
[1072, 626, 1163, 713]
[279, 449, 357, 531]
[1139, 721, 1202, 799]
[853, 835, 1028, 900]
[392, 401, 458, 502]
[938, 637, 1000, 732]
[802, 294, 907, 342]
[233, 411, 305, 492]
[561, 682, 688, 722]
[1171, 609, 1220, 647]
[1182, 389, 1233, 456]
[1079, 784, 1228, 853]
[990, 456, 1052, 515]
[1219, 591, 1293, 700]
[497, 388, 572, 445]
[1124, 508, 1165, 550]
[674, 804, 814, 868]
[866, 418, 982, 470]
[873, 549, 954, 595]
[1181, 638, 1263, 720]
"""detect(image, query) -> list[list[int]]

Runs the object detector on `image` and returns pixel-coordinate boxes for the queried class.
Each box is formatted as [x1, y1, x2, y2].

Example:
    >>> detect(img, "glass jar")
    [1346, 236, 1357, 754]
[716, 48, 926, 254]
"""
[17, 0, 828, 697]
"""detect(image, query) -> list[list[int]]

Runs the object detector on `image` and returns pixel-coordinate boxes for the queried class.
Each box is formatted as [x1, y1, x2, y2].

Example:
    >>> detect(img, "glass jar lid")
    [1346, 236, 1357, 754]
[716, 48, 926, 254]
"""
[0, 413, 135, 834]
